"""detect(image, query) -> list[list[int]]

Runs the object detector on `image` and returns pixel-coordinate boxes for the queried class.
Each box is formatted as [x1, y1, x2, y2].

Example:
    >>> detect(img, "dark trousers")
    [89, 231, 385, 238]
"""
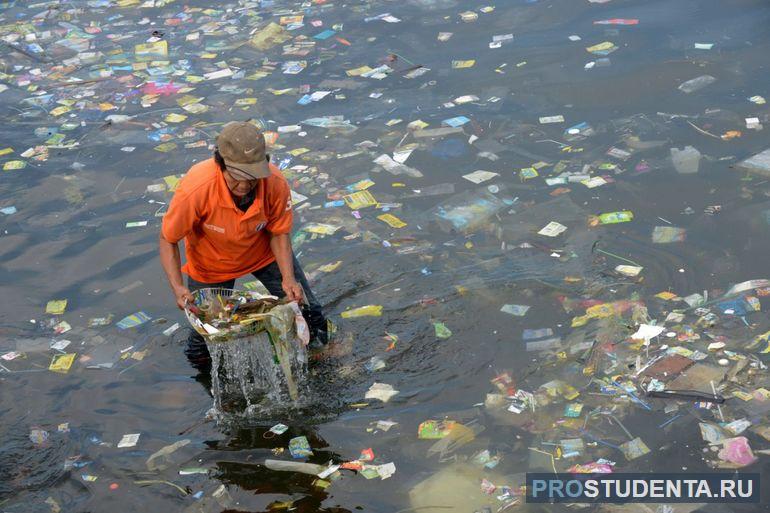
[184, 255, 327, 370]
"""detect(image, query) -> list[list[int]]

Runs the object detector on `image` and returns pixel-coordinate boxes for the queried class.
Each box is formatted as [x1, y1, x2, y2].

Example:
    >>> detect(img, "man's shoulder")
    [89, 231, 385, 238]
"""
[177, 158, 219, 197]
[265, 164, 289, 191]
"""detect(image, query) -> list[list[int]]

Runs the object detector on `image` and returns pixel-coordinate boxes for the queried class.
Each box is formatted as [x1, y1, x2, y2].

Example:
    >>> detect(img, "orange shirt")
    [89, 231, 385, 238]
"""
[161, 158, 293, 283]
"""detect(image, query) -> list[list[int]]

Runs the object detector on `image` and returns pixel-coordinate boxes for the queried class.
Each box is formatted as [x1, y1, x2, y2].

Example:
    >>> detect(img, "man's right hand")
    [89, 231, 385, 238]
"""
[174, 286, 194, 310]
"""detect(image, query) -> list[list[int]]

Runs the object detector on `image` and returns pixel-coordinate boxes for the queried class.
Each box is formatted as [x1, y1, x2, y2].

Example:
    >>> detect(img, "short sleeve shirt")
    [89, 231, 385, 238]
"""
[161, 158, 293, 283]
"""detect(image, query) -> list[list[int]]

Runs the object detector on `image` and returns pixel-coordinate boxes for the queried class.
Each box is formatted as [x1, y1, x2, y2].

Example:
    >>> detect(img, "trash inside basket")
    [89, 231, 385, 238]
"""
[184, 287, 287, 343]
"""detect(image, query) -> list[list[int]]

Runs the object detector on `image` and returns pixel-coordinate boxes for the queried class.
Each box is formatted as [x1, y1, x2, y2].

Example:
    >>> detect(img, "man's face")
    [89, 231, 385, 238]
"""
[222, 168, 258, 198]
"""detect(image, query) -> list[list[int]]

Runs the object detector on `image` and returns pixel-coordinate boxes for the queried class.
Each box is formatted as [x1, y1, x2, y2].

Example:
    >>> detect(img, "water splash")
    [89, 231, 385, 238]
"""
[185, 288, 310, 421]
[208, 324, 308, 421]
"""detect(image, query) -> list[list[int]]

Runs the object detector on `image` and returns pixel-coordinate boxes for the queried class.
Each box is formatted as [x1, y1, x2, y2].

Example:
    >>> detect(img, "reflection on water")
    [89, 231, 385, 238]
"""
[3, 0, 770, 510]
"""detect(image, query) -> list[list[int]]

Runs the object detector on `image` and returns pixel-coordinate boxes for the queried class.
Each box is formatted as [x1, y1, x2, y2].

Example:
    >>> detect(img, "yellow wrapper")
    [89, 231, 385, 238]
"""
[49, 353, 76, 373]
[586, 41, 616, 54]
[288, 147, 310, 156]
[50, 106, 71, 117]
[164, 113, 187, 123]
[344, 190, 377, 209]
[135, 40, 168, 60]
[279, 15, 303, 25]
[341, 305, 383, 318]
[451, 60, 475, 69]
[3, 160, 26, 171]
[346, 66, 373, 77]
[377, 213, 407, 228]
[163, 175, 182, 191]
[318, 261, 343, 273]
[154, 142, 177, 153]
[46, 299, 67, 315]
[250, 22, 291, 51]
[303, 223, 340, 235]
[177, 95, 203, 107]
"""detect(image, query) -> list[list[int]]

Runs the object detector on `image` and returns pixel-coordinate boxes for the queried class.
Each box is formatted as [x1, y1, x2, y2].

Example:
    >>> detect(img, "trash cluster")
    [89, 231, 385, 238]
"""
[184, 288, 285, 339]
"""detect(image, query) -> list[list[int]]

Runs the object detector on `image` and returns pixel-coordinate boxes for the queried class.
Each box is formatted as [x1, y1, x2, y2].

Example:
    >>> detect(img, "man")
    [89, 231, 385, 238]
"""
[159, 121, 329, 357]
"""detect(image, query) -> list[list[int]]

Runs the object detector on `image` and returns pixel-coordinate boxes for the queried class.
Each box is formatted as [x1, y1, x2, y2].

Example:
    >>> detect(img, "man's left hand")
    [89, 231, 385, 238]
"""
[282, 279, 304, 304]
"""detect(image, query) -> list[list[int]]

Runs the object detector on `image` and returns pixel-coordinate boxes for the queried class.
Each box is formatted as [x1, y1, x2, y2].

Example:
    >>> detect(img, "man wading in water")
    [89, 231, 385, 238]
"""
[159, 121, 330, 368]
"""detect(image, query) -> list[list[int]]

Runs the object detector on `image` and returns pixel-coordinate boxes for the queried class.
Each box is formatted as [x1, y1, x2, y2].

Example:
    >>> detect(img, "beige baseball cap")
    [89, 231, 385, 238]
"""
[216, 121, 270, 180]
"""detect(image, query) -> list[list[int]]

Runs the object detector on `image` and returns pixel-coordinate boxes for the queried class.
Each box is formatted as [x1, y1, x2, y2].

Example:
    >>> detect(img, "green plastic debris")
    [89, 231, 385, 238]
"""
[434, 322, 452, 339]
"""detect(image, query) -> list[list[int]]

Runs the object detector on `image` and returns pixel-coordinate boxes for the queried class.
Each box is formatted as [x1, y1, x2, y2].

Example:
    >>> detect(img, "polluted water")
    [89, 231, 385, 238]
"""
[4, 0, 770, 512]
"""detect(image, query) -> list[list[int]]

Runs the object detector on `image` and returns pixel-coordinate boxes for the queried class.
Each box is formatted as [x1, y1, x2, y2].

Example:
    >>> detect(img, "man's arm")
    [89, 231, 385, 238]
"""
[159, 233, 193, 309]
[269, 232, 303, 303]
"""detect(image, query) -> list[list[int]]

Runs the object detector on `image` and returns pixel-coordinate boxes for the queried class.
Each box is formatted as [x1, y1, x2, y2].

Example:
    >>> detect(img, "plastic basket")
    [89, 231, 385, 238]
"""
[184, 287, 281, 343]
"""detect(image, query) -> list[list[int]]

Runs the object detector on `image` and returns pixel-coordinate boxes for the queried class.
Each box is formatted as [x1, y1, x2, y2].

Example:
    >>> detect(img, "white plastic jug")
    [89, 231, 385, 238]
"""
[671, 146, 701, 174]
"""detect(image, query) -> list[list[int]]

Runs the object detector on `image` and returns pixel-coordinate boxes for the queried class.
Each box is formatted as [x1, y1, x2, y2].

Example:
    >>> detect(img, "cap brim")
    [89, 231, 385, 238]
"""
[224, 158, 270, 180]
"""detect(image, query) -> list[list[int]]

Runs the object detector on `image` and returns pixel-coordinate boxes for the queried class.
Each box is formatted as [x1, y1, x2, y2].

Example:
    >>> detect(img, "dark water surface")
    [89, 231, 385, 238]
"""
[3, 0, 770, 511]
